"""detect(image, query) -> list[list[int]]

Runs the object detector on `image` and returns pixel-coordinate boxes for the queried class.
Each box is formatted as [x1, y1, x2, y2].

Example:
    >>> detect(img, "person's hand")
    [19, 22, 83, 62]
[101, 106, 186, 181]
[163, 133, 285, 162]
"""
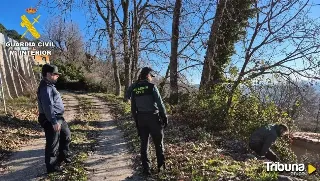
[133, 116, 138, 124]
[132, 115, 140, 136]
[161, 115, 168, 128]
[53, 123, 61, 132]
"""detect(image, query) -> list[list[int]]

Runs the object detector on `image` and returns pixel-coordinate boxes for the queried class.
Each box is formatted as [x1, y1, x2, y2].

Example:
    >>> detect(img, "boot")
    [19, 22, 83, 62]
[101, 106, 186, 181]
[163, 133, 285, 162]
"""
[57, 153, 72, 165]
[47, 165, 63, 174]
[157, 162, 166, 173]
[143, 169, 151, 176]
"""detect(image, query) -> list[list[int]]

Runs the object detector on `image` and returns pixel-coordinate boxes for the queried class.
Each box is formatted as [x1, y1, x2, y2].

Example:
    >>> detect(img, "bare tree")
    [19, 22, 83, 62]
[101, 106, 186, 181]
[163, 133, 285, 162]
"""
[225, 0, 320, 115]
[42, 0, 215, 96]
[130, 0, 139, 81]
[42, 17, 85, 63]
[120, 0, 131, 93]
[128, 0, 157, 82]
[169, 0, 182, 104]
[251, 77, 320, 132]
[94, 0, 121, 96]
[157, 0, 213, 94]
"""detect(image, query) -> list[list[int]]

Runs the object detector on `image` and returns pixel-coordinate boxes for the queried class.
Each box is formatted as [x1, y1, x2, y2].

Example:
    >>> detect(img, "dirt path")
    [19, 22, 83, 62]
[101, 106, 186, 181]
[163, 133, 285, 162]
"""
[0, 93, 79, 181]
[0, 93, 142, 181]
[81, 94, 141, 181]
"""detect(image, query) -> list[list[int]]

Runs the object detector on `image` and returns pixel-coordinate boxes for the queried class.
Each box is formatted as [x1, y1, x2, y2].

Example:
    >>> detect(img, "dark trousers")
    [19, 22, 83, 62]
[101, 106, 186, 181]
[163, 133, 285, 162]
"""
[38, 114, 71, 171]
[249, 143, 278, 162]
[137, 113, 165, 170]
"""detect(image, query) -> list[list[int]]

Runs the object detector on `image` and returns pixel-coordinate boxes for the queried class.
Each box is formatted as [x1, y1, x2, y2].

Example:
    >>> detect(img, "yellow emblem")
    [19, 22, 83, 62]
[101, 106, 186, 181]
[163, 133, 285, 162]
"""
[20, 14, 41, 39]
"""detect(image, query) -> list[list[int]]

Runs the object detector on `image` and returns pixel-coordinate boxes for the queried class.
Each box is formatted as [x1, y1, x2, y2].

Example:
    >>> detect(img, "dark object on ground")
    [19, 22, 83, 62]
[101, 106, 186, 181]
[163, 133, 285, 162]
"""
[142, 169, 151, 176]
[47, 165, 63, 174]
[249, 124, 283, 162]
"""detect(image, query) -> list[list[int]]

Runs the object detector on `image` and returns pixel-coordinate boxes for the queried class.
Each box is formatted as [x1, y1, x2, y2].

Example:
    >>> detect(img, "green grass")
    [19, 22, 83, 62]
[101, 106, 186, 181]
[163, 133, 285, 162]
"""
[94, 93, 282, 180]
[83, 93, 320, 181]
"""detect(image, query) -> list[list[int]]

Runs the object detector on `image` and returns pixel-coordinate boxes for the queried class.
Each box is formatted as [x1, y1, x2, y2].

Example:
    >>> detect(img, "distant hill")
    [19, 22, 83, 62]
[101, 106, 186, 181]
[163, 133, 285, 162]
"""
[192, 80, 320, 93]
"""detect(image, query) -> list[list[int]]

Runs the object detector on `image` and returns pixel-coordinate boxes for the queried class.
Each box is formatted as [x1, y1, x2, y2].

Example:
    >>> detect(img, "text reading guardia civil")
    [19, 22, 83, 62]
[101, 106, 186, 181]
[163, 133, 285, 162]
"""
[5, 42, 55, 47]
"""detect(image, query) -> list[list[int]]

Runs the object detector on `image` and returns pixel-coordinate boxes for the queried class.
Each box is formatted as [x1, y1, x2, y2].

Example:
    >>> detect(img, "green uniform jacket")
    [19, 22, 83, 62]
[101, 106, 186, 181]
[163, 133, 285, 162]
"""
[249, 124, 281, 156]
[129, 80, 166, 118]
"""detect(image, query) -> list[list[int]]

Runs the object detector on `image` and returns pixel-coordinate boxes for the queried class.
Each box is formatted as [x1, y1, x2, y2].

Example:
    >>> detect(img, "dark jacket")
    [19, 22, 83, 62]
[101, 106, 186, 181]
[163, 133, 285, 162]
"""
[249, 124, 281, 156]
[37, 79, 64, 125]
[130, 80, 166, 118]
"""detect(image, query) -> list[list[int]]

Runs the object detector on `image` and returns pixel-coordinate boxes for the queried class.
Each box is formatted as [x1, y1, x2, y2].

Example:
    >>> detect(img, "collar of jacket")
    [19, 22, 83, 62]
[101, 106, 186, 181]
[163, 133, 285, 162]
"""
[42, 78, 54, 86]
[274, 124, 281, 137]
[137, 79, 149, 83]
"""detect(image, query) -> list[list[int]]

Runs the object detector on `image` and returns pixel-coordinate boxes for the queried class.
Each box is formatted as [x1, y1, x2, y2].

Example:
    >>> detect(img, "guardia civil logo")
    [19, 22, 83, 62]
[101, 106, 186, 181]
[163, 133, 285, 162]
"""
[20, 7, 41, 39]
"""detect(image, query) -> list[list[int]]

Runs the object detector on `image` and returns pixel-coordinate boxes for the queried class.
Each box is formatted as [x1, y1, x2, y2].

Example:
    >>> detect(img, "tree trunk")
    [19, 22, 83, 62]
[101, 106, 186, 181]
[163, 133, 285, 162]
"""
[122, 0, 131, 93]
[200, 0, 253, 91]
[159, 63, 170, 95]
[169, 0, 182, 104]
[132, 0, 139, 81]
[199, 0, 226, 91]
[110, 0, 121, 96]
[95, 0, 121, 96]
[130, 14, 134, 82]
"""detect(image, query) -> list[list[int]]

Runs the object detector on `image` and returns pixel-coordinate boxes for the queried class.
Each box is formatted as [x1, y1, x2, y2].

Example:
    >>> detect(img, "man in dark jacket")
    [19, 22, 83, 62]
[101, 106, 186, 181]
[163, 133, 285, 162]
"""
[249, 124, 288, 162]
[129, 67, 168, 175]
[37, 64, 71, 173]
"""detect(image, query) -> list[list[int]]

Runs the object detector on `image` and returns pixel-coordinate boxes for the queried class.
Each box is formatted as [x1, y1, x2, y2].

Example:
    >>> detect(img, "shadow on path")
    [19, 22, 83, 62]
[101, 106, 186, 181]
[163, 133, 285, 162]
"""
[0, 93, 79, 181]
[80, 95, 144, 181]
[0, 139, 46, 181]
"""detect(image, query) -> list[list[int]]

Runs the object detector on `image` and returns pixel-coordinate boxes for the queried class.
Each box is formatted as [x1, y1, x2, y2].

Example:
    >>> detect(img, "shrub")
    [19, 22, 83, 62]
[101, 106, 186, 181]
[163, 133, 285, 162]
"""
[272, 138, 297, 163]
[174, 84, 234, 130]
[175, 84, 297, 163]
[51, 60, 114, 93]
[229, 94, 294, 140]
[82, 74, 112, 93]
[53, 60, 84, 81]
